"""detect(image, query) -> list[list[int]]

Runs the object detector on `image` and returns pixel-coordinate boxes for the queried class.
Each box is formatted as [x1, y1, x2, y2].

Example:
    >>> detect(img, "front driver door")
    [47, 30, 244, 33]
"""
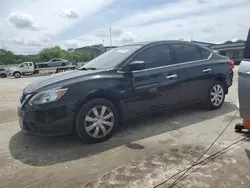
[20, 62, 30, 73]
[123, 44, 180, 115]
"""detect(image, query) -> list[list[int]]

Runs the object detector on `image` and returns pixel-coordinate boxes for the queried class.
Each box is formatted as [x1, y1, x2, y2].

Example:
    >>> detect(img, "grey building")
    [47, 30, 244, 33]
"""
[192, 40, 246, 64]
[211, 41, 246, 64]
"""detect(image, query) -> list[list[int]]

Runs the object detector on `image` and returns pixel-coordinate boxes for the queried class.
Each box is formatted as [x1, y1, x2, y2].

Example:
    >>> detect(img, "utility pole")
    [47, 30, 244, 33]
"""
[109, 28, 112, 46]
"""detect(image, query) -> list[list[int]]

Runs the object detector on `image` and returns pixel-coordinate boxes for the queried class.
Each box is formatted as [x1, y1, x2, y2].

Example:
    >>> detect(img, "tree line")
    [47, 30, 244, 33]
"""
[0, 44, 104, 65]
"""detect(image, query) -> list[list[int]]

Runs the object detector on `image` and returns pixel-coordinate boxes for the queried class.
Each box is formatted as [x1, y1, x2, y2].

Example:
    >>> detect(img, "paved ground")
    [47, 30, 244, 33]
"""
[0, 71, 250, 188]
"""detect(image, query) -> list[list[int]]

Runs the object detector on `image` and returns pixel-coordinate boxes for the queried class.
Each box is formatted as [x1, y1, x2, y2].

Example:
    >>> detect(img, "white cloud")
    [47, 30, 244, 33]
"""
[0, 0, 115, 53]
[8, 12, 39, 30]
[60, 8, 79, 19]
[64, 39, 85, 48]
[115, 0, 250, 43]
[117, 0, 247, 27]
[95, 28, 123, 38]
[64, 35, 100, 48]
[117, 32, 136, 43]
[94, 28, 136, 45]
[11, 35, 50, 46]
[0, 0, 249, 54]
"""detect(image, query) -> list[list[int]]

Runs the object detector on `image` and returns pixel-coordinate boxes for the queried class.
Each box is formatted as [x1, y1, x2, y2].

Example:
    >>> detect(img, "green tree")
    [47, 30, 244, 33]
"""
[0, 44, 102, 65]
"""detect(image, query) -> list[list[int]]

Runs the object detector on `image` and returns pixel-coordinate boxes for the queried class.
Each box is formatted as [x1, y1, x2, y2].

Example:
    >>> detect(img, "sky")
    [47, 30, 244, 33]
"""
[0, 0, 249, 54]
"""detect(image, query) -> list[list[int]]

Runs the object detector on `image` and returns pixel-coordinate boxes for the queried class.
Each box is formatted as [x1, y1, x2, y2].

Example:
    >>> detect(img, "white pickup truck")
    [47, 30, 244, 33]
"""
[9, 61, 77, 78]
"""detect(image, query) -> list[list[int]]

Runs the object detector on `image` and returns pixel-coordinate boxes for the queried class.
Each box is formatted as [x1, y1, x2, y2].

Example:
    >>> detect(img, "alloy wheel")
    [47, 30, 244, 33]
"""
[84, 105, 114, 138]
[210, 84, 224, 106]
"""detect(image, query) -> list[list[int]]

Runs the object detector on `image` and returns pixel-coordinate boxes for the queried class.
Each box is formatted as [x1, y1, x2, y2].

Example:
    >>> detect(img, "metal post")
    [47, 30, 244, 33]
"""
[109, 28, 112, 46]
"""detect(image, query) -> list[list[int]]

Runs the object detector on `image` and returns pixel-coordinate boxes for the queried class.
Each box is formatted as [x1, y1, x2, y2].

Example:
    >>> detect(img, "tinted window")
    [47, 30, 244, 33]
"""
[200, 48, 211, 59]
[173, 44, 202, 63]
[0, 69, 4, 71]
[132, 44, 172, 69]
[28, 63, 33, 66]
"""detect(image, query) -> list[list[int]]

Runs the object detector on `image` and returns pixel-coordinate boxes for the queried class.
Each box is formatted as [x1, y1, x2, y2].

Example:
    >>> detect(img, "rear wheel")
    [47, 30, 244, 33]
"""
[75, 98, 119, 143]
[13, 72, 21, 78]
[203, 81, 225, 110]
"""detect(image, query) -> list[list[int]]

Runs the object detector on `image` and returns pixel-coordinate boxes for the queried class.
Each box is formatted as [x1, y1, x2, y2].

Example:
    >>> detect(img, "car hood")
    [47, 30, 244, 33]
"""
[23, 69, 103, 93]
[9, 66, 19, 72]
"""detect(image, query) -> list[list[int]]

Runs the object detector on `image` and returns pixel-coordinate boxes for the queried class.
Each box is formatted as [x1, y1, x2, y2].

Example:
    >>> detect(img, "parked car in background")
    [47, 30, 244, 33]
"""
[9, 62, 36, 78]
[18, 40, 234, 143]
[9, 61, 77, 78]
[41, 58, 70, 67]
[0, 68, 8, 78]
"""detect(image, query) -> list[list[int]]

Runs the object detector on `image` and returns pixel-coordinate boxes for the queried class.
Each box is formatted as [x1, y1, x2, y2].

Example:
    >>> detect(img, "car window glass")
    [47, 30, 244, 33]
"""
[132, 44, 172, 69]
[22, 63, 28, 67]
[82, 45, 142, 69]
[200, 48, 211, 59]
[173, 44, 202, 63]
[28, 63, 33, 66]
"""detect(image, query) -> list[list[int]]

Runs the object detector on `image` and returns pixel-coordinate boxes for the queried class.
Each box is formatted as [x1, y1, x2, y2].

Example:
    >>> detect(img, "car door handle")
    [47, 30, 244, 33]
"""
[202, 68, 212, 73]
[165, 74, 177, 79]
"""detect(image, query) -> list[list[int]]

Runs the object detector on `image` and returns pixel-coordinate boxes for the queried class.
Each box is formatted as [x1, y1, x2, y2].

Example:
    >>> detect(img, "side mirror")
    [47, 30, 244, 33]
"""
[128, 61, 145, 71]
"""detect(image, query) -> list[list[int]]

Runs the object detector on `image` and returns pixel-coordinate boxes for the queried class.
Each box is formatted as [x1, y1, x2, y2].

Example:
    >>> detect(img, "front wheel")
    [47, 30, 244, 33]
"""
[203, 81, 225, 110]
[13, 72, 21, 78]
[75, 98, 119, 143]
[0, 73, 7, 78]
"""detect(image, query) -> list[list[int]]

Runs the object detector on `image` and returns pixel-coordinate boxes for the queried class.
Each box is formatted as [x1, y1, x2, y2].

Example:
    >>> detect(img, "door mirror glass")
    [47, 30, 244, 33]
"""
[128, 61, 145, 71]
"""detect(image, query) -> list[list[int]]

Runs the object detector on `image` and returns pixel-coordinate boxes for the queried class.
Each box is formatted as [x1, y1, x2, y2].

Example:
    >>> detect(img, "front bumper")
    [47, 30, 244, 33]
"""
[18, 99, 75, 136]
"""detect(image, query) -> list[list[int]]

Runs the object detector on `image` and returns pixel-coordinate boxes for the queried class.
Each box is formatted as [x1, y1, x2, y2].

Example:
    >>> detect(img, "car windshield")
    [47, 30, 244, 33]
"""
[80, 45, 142, 70]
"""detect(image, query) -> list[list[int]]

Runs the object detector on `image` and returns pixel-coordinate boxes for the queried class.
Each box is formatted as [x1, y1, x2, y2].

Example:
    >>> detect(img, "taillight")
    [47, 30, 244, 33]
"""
[228, 60, 235, 69]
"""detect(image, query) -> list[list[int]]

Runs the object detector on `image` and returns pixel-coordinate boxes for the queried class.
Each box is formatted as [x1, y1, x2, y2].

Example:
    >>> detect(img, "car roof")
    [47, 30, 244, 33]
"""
[121, 40, 206, 48]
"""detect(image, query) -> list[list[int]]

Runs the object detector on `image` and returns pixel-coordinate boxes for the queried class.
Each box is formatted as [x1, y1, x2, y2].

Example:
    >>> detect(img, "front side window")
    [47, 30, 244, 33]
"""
[28, 63, 33, 66]
[173, 44, 202, 63]
[21, 63, 29, 67]
[131, 44, 172, 69]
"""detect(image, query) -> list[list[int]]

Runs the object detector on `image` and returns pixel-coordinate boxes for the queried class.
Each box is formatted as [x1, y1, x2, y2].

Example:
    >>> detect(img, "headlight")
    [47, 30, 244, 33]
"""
[28, 88, 68, 105]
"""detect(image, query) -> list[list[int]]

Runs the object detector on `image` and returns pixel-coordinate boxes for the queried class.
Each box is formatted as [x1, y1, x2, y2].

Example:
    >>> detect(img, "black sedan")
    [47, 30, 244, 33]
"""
[18, 40, 234, 143]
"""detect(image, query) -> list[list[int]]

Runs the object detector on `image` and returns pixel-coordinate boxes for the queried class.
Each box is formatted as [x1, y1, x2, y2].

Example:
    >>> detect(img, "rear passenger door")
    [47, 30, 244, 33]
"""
[172, 43, 213, 102]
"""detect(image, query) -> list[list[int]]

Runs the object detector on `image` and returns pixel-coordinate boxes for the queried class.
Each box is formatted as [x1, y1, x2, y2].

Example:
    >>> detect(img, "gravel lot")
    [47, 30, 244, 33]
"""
[0, 71, 250, 188]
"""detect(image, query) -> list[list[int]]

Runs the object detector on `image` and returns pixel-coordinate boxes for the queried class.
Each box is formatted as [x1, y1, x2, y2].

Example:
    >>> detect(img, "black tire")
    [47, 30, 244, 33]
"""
[235, 128, 243, 133]
[203, 81, 226, 110]
[75, 98, 119, 143]
[13, 71, 21, 78]
[0, 73, 7, 78]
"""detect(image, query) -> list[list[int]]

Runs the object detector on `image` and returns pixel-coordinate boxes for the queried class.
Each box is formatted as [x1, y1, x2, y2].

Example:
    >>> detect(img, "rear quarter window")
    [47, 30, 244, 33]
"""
[200, 48, 211, 59]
